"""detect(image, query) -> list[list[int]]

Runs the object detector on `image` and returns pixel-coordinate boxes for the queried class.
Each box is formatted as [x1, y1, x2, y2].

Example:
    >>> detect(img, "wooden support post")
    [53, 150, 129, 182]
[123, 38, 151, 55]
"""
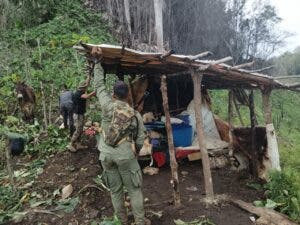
[191, 70, 214, 198]
[228, 90, 234, 156]
[40, 81, 48, 129]
[261, 87, 281, 175]
[160, 75, 181, 207]
[249, 90, 258, 177]
[5, 140, 15, 190]
[48, 83, 54, 125]
[233, 95, 245, 126]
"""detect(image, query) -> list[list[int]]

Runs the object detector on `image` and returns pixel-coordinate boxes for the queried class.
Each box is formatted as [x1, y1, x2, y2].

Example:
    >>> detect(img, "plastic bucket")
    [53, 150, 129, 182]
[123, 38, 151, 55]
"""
[172, 123, 192, 147]
[176, 114, 190, 125]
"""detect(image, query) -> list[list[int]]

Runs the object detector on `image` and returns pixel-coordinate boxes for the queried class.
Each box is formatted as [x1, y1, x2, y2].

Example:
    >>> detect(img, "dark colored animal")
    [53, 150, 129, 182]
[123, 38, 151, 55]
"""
[16, 82, 36, 123]
[9, 138, 25, 156]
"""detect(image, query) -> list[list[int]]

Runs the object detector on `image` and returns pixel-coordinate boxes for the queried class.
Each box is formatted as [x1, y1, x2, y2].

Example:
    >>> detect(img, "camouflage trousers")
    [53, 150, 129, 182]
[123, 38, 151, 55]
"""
[101, 154, 145, 225]
[70, 114, 84, 145]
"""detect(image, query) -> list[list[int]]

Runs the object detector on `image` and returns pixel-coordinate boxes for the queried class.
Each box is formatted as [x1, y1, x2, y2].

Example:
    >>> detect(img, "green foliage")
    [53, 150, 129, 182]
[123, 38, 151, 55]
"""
[0, 0, 114, 125]
[0, 1, 114, 223]
[254, 170, 300, 222]
[55, 197, 80, 213]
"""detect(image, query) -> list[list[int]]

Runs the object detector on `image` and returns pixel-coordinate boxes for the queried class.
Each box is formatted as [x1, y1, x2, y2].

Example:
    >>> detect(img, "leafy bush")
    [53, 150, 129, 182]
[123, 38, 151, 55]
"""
[254, 170, 300, 222]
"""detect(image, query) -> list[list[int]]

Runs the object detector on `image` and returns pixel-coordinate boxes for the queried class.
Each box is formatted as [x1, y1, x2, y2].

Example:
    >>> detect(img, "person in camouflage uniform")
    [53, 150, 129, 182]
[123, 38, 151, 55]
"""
[92, 47, 149, 225]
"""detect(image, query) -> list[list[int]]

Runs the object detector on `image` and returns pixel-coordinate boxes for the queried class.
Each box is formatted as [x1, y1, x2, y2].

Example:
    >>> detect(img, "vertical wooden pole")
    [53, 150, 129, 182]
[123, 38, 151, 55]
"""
[154, 0, 164, 51]
[249, 90, 258, 177]
[40, 81, 48, 129]
[191, 70, 214, 198]
[262, 88, 272, 124]
[48, 82, 54, 125]
[233, 95, 245, 126]
[160, 75, 181, 207]
[261, 87, 281, 173]
[228, 90, 234, 156]
[5, 140, 15, 190]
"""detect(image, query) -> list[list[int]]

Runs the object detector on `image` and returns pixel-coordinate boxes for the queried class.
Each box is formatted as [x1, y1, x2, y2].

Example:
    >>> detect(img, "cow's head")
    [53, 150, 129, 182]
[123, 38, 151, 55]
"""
[15, 82, 27, 100]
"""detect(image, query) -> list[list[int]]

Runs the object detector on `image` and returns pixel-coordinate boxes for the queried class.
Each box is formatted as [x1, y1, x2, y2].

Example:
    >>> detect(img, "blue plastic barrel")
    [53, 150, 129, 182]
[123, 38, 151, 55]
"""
[176, 114, 190, 125]
[172, 123, 193, 147]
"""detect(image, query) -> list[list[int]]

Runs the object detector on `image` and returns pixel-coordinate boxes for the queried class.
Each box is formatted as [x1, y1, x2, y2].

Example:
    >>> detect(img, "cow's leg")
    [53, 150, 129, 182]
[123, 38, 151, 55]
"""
[68, 109, 75, 137]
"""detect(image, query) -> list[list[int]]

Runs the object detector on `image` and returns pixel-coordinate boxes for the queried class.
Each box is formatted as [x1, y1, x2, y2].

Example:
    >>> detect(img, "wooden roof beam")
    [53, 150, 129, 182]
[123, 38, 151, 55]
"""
[211, 56, 233, 65]
[185, 51, 213, 61]
[233, 61, 255, 69]
[249, 66, 274, 73]
[274, 75, 300, 80]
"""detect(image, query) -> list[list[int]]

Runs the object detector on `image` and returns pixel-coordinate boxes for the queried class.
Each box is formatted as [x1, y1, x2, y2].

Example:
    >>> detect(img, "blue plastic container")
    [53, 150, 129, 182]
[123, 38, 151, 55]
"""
[172, 123, 193, 147]
[176, 114, 190, 125]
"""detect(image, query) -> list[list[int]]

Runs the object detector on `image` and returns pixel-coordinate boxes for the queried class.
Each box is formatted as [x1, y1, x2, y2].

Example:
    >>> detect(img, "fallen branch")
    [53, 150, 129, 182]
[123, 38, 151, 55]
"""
[28, 209, 63, 218]
[230, 198, 298, 225]
[40, 81, 48, 129]
[77, 184, 106, 195]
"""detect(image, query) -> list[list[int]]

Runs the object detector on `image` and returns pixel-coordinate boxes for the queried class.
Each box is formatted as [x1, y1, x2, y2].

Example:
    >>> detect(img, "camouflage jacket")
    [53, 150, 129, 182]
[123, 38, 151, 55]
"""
[93, 63, 146, 160]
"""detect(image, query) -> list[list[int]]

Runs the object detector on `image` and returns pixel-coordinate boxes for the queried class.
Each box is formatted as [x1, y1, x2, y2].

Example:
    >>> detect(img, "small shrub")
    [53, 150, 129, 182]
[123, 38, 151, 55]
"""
[257, 170, 300, 222]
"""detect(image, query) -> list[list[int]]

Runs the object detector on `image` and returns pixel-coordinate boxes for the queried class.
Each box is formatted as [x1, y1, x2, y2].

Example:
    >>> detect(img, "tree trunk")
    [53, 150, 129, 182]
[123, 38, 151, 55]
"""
[191, 70, 214, 198]
[228, 90, 234, 156]
[153, 0, 164, 51]
[249, 90, 258, 177]
[160, 75, 181, 207]
[123, 0, 131, 34]
[48, 83, 54, 125]
[261, 88, 281, 174]
[40, 81, 48, 129]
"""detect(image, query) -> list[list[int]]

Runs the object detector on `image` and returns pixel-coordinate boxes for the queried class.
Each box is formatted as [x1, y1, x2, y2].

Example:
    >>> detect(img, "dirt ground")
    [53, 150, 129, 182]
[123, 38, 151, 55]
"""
[9, 146, 264, 225]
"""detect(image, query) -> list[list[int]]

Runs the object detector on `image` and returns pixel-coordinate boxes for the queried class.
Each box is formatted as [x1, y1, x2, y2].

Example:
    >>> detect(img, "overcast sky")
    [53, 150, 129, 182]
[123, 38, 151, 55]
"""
[269, 0, 300, 54]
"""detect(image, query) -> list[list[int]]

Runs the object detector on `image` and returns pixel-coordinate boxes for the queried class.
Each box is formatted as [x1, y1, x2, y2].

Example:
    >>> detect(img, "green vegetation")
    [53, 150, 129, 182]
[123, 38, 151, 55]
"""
[211, 89, 300, 222]
[0, 0, 113, 223]
[0, 0, 300, 223]
[254, 170, 300, 222]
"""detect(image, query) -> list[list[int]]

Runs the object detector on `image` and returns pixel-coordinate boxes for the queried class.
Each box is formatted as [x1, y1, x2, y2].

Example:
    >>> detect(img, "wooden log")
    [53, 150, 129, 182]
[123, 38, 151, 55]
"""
[232, 61, 255, 69]
[249, 90, 258, 177]
[211, 56, 233, 65]
[230, 198, 298, 225]
[233, 95, 245, 126]
[40, 81, 48, 129]
[185, 51, 213, 61]
[160, 75, 181, 207]
[261, 88, 281, 174]
[261, 88, 272, 124]
[48, 83, 54, 125]
[159, 50, 175, 60]
[228, 90, 234, 156]
[250, 66, 274, 73]
[191, 70, 214, 198]
[274, 75, 300, 79]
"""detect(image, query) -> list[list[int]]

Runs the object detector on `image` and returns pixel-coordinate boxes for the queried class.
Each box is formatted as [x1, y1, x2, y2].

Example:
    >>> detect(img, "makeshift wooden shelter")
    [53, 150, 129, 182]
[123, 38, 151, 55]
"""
[74, 43, 297, 206]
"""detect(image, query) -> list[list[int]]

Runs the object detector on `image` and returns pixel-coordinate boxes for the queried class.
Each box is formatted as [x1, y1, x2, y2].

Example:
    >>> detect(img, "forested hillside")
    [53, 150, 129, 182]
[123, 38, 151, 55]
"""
[1, 0, 300, 224]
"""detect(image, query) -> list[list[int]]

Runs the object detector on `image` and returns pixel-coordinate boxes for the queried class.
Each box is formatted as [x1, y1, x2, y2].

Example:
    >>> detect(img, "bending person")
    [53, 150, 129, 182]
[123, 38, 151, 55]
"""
[69, 79, 95, 152]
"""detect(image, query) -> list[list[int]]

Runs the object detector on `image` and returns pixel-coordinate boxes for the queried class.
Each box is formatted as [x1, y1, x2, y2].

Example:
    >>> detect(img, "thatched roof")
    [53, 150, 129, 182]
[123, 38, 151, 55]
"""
[74, 43, 294, 90]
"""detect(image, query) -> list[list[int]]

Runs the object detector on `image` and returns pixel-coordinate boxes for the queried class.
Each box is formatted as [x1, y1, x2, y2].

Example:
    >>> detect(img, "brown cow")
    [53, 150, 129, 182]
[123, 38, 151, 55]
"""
[15, 82, 36, 123]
